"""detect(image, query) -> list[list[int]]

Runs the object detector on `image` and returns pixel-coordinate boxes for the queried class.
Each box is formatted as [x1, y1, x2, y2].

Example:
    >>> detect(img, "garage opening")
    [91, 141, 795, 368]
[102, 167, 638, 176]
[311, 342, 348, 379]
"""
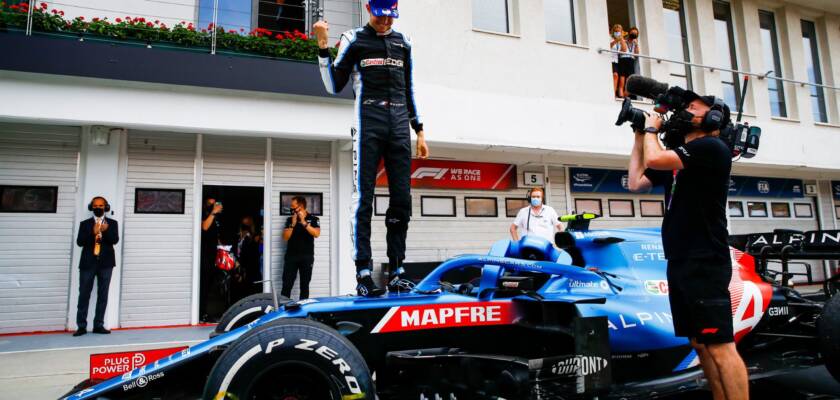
[200, 185, 264, 323]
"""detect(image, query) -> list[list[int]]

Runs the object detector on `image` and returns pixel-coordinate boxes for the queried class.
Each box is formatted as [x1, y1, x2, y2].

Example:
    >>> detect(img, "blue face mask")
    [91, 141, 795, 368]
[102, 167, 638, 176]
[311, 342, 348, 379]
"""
[531, 197, 542, 207]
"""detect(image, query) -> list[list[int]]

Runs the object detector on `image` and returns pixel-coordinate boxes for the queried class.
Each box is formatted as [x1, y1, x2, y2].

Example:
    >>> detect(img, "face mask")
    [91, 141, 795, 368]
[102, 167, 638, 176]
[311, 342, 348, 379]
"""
[613, 32, 621, 38]
[629, 33, 638, 39]
[530, 197, 542, 207]
[241, 224, 251, 231]
[92, 208, 105, 217]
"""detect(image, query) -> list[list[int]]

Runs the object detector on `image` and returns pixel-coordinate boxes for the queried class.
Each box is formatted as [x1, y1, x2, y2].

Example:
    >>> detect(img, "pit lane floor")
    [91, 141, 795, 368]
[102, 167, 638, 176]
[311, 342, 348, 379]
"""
[0, 326, 213, 399]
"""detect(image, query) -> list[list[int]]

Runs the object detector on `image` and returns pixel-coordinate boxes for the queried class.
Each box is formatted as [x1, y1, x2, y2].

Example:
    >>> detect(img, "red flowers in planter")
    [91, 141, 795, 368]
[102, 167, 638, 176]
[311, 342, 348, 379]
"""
[115, 17, 122, 22]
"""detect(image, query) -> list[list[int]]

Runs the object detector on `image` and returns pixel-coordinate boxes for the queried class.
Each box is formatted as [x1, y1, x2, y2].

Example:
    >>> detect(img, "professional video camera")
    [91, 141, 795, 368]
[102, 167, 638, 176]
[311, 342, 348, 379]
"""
[615, 75, 760, 159]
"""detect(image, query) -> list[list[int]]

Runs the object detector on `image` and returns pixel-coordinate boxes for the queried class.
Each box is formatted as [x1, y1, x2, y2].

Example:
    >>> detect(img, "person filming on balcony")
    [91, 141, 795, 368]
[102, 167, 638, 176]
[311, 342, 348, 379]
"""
[313, 0, 430, 297]
[626, 90, 749, 400]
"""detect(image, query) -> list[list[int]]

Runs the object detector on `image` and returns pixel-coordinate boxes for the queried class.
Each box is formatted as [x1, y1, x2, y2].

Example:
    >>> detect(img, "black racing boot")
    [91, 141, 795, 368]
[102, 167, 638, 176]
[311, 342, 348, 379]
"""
[387, 264, 413, 293]
[356, 268, 385, 297]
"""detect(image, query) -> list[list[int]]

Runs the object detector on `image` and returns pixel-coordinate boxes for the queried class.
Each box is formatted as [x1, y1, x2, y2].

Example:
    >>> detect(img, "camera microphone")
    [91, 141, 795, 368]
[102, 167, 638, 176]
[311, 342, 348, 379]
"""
[625, 75, 669, 99]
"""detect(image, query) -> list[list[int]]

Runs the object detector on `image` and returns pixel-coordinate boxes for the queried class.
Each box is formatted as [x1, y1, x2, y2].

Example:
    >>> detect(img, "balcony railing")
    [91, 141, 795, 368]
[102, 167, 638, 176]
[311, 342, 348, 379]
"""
[598, 47, 840, 92]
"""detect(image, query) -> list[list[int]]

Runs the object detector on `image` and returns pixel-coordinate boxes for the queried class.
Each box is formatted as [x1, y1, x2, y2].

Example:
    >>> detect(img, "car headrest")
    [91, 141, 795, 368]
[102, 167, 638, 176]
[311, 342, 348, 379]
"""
[507, 236, 572, 264]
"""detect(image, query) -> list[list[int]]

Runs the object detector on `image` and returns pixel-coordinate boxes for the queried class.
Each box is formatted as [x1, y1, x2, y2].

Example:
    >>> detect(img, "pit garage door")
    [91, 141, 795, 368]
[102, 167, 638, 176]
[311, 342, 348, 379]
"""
[120, 132, 196, 327]
[0, 124, 80, 333]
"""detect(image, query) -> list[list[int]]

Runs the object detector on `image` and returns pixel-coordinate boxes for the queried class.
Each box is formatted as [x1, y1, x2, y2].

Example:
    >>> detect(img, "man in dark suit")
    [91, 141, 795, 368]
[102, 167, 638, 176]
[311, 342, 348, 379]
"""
[74, 196, 119, 336]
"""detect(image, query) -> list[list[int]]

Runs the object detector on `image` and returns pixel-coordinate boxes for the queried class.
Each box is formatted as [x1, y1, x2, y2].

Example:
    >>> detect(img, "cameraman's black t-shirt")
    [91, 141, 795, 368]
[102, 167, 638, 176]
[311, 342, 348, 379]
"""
[644, 136, 732, 262]
[284, 214, 320, 259]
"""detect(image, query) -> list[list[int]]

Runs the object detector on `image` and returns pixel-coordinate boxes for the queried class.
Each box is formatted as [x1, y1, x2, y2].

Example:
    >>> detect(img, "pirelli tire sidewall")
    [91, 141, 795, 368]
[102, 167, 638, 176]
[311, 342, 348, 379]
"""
[203, 318, 374, 400]
[212, 292, 290, 337]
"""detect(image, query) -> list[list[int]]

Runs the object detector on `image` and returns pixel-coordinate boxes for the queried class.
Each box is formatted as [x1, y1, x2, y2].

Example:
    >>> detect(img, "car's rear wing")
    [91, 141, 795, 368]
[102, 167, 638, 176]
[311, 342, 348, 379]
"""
[731, 229, 840, 296]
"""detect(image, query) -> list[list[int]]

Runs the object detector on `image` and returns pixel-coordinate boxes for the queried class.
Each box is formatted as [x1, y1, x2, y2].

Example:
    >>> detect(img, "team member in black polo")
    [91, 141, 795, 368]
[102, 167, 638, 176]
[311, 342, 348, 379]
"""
[628, 92, 748, 400]
[281, 196, 321, 300]
[314, 0, 430, 296]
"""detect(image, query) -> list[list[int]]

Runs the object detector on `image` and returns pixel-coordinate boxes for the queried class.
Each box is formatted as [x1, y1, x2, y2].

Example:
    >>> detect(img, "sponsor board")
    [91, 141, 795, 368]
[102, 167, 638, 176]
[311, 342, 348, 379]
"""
[371, 302, 515, 333]
[569, 168, 664, 195]
[376, 159, 516, 190]
[90, 347, 186, 381]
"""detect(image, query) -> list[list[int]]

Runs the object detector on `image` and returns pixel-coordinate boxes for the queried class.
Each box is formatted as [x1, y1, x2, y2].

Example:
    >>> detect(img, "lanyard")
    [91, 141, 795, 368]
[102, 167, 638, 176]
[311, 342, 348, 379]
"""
[666, 170, 678, 211]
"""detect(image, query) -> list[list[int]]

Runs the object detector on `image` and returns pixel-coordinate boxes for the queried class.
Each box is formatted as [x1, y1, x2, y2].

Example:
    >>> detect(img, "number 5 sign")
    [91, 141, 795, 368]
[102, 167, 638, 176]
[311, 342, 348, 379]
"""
[524, 172, 544, 186]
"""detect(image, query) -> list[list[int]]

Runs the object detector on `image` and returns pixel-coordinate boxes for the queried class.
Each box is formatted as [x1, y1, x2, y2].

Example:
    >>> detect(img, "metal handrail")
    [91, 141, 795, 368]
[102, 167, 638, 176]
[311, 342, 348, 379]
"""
[598, 48, 840, 92]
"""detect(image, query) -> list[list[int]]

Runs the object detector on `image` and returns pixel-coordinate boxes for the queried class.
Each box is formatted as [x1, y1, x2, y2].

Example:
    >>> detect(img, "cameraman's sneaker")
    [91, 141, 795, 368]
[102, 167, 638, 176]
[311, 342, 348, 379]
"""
[356, 269, 384, 297]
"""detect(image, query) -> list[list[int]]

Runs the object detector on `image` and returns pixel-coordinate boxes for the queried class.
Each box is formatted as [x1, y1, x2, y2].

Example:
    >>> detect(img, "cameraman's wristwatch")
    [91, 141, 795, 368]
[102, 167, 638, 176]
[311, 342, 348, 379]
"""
[644, 127, 659, 134]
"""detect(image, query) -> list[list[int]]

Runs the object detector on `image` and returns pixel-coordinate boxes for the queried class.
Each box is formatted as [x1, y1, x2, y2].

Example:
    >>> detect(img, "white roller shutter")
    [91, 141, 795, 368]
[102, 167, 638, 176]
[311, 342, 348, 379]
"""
[272, 140, 332, 299]
[203, 135, 265, 187]
[121, 132, 196, 327]
[0, 124, 80, 333]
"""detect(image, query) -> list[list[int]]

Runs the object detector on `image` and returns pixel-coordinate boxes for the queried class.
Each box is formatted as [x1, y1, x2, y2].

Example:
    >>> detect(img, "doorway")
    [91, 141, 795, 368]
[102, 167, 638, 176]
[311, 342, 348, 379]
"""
[200, 185, 264, 322]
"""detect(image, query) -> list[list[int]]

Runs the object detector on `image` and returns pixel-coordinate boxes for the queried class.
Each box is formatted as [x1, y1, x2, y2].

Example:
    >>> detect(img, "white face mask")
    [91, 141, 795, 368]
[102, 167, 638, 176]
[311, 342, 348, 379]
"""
[531, 197, 542, 207]
[613, 31, 621, 38]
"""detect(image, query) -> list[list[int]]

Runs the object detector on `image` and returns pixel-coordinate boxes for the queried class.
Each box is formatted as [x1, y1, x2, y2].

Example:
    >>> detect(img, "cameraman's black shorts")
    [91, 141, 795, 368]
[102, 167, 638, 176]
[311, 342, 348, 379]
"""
[666, 257, 734, 344]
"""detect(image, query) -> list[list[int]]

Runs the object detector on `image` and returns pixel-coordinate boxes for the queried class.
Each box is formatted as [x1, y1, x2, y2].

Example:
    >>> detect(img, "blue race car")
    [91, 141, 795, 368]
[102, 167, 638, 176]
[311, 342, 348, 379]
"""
[62, 214, 840, 399]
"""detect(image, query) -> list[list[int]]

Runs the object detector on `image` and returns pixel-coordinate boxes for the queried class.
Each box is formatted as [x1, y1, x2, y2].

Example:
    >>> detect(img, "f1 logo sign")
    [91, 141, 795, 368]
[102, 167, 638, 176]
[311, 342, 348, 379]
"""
[412, 167, 448, 180]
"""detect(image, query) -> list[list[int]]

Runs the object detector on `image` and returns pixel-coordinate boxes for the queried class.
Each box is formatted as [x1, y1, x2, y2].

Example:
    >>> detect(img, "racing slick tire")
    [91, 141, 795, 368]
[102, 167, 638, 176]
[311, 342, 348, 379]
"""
[211, 292, 290, 338]
[819, 294, 840, 382]
[203, 318, 374, 400]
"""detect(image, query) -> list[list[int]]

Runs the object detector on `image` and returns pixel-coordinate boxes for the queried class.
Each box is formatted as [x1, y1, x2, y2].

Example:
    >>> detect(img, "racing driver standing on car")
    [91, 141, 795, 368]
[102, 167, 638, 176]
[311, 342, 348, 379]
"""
[627, 93, 748, 400]
[314, 0, 429, 296]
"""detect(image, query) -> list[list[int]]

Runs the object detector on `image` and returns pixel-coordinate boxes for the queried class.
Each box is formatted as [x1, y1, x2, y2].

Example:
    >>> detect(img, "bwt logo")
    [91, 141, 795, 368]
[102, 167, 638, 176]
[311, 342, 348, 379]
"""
[573, 173, 591, 183]
[757, 181, 770, 194]
[411, 167, 448, 180]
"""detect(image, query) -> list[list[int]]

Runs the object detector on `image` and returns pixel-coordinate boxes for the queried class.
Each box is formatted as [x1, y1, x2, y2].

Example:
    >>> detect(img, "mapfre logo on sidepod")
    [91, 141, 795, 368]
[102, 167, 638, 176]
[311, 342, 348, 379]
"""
[370, 302, 515, 334]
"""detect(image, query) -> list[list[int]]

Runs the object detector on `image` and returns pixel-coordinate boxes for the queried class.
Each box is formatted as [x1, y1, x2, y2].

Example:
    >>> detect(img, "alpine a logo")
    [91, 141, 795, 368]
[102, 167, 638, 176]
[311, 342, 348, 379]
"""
[370, 302, 514, 334]
[551, 356, 609, 377]
[411, 167, 448, 180]
[360, 58, 404, 68]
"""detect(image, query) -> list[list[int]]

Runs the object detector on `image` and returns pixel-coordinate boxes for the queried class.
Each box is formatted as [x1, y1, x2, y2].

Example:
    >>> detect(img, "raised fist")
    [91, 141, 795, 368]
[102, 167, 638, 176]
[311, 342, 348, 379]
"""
[313, 20, 329, 49]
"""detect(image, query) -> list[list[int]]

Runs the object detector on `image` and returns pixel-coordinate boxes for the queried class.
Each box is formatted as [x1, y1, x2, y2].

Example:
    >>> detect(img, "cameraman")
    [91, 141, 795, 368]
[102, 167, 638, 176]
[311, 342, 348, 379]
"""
[627, 93, 748, 400]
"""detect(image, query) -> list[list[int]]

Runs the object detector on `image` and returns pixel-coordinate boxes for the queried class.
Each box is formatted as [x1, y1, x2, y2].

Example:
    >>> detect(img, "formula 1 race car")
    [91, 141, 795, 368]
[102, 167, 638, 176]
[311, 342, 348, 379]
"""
[62, 214, 840, 399]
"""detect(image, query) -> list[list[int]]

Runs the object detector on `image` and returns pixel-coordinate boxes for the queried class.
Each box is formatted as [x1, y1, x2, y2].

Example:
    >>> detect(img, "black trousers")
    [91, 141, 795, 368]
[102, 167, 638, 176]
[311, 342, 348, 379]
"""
[281, 256, 314, 300]
[76, 267, 113, 330]
[352, 100, 412, 271]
